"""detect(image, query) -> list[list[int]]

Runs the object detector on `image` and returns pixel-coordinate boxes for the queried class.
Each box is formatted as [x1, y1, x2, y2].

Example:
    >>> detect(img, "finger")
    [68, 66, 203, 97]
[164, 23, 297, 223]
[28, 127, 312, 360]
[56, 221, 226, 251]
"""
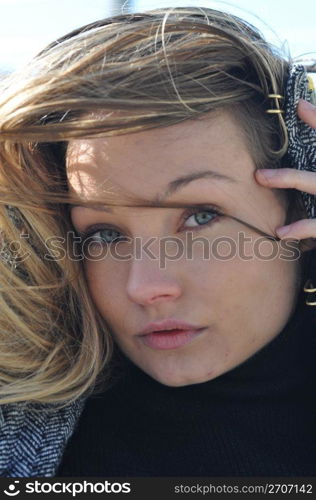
[276, 218, 316, 240]
[255, 168, 316, 194]
[297, 99, 316, 128]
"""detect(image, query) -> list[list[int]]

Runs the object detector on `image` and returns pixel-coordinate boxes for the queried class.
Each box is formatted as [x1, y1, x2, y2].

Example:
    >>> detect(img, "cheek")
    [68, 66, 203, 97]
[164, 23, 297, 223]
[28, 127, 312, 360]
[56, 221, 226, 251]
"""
[190, 246, 298, 321]
[83, 259, 128, 320]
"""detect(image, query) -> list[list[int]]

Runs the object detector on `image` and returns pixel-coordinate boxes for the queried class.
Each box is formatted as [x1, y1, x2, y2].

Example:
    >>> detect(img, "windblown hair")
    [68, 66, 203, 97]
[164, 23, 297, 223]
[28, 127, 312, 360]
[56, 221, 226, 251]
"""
[0, 6, 294, 407]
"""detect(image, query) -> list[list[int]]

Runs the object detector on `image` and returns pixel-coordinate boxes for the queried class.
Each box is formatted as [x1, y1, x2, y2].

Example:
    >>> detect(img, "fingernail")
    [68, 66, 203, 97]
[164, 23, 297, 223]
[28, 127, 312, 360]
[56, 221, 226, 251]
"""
[276, 225, 291, 238]
[257, 169, 278, 178]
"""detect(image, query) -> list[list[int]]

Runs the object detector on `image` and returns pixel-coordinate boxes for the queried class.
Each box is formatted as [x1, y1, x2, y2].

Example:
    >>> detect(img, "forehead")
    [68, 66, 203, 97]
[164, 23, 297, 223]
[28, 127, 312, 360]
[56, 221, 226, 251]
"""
[66, 109, 252, 203]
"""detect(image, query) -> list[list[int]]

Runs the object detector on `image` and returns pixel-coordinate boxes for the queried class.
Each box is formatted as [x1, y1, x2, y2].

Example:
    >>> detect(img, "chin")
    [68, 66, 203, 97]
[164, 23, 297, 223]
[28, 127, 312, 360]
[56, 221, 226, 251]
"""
[144, 364, 217, 387]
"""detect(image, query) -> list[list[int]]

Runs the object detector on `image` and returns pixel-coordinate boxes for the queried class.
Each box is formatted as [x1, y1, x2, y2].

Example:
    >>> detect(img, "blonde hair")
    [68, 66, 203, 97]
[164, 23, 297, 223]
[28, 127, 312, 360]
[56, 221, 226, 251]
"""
[0, 6, 291, 408]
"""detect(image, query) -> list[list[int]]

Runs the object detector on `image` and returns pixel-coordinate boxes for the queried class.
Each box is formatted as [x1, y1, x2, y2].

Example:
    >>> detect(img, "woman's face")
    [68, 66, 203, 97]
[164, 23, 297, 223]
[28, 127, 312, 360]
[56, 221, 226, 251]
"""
[67, 109, 300, 386]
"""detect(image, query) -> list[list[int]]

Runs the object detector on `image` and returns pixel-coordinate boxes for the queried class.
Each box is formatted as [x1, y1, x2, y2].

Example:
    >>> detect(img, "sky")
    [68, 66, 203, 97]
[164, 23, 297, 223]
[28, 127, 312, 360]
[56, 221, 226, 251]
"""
[0, 0, 315, 72]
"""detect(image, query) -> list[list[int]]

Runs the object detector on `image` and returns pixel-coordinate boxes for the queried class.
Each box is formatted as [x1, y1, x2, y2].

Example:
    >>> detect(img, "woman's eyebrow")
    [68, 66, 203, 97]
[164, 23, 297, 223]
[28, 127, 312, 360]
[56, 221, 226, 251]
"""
[160, 169, 236, 201]
[72, 169, 236, 211]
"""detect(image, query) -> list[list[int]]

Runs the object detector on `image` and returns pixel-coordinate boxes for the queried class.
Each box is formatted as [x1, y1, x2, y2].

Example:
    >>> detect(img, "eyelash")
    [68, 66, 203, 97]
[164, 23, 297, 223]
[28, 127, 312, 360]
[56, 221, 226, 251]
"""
[77, 205, 223, 246]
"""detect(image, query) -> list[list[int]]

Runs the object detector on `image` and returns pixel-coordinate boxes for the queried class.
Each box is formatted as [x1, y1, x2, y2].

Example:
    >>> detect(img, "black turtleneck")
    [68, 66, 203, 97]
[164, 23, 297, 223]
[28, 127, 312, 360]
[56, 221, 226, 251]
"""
[57, 288, 316, 477]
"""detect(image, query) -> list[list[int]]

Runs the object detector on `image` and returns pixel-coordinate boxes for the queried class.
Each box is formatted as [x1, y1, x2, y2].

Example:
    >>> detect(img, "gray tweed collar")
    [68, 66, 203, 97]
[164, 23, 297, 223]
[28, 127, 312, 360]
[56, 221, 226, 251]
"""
[284, 65, 316, 218]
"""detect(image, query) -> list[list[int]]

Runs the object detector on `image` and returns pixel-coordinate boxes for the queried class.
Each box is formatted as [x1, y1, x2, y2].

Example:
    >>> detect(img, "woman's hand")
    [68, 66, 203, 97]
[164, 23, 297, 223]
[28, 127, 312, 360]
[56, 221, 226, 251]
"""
[255, 99, 316, 240]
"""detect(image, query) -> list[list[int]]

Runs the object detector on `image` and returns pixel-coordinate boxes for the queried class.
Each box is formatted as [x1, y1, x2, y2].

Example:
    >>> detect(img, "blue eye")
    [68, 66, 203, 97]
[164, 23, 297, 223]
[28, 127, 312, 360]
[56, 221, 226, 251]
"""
[183, 208, 220, 228]
[83, 228, 125, 245]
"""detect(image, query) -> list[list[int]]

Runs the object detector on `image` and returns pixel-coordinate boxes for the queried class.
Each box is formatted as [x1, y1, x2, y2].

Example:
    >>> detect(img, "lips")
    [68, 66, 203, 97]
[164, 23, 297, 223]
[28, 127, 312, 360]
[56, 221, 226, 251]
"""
[139, 329, 205, 350]
[139, 318, 205, 336]
[138, 319, 206, 350]
[151, 329, 188, 334]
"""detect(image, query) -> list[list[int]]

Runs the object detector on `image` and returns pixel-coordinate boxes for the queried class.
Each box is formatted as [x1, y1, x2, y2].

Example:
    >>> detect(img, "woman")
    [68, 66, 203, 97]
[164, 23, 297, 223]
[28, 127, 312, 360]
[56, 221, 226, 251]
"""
[0, 6, 316, 477]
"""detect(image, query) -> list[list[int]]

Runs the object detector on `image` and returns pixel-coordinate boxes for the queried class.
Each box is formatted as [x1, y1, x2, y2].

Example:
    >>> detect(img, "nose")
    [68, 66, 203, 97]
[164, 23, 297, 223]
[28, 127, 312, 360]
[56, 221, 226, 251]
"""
[126, 254, 182, 306]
